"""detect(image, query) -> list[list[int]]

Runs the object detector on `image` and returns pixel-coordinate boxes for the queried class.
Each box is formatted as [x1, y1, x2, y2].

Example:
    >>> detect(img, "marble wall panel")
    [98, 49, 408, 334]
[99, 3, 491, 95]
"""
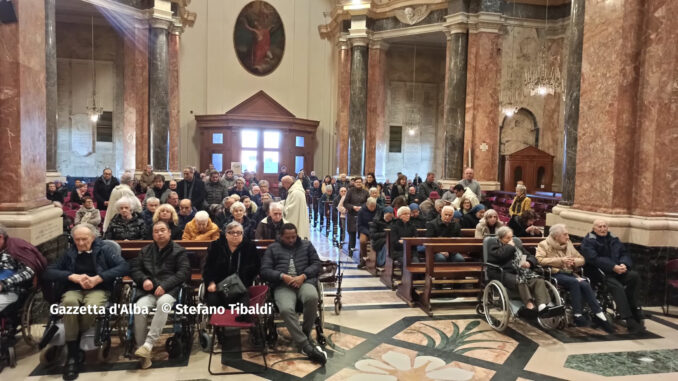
[365, 45, 387, 175]
[56, 22, 119, 61]
[336, 44, 351, 175]
[169, 33, 180, 172]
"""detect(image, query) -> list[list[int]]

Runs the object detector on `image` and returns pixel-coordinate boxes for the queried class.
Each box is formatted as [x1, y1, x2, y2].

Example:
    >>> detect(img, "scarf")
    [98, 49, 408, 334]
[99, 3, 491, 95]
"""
[510, 195, 525, 215]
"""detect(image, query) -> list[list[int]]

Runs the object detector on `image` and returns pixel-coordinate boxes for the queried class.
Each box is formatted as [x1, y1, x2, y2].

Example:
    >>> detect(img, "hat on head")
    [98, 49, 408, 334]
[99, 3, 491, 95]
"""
[383, 206, 394, 214]
[429, 191, 440, 200]
[408, 203, 420, 211]
[453, 211, 462, 219]
[471, 204, 486, 214]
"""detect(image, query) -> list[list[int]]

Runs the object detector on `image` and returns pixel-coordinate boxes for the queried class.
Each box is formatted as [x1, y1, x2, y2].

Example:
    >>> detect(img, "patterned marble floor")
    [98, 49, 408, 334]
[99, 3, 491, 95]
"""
[3, 228, 678, 380]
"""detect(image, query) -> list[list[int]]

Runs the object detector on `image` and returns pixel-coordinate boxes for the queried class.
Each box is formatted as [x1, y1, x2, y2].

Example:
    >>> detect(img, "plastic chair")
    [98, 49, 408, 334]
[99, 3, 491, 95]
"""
[207, 285, 269, 375]
[663, 259, 678, 315]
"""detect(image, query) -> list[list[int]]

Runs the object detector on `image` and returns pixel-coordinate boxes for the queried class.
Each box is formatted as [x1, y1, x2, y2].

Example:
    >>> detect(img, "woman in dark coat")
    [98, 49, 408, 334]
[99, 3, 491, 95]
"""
[104, 197, 147, 240]
[224, 201, 255, 240]
[389, 206, 417, 265]
[152, 204, 184, 240]
[460, 204, 485, 229]
[508, 210, 543, 237]
[203, 221, 260, 310]
[390, 175, 408, 200]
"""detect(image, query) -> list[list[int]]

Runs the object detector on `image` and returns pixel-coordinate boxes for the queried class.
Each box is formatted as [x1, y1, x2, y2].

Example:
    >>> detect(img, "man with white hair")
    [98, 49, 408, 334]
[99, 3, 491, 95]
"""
[103, 172, 141, 232]
[44, 224, 129, 380]
[255, 202, 288, 240]
[280, 176, 310, 240]
[425, 206, 465, 262]
[250, 185, 262, 206]
[582, 219, 644, 333]
[182, 210, 220, 240]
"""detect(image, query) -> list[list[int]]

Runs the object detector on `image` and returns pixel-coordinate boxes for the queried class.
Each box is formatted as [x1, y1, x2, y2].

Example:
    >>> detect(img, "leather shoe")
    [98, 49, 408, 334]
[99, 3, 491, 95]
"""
[538, 305, 565, 318]
[63, 357, 79, 381]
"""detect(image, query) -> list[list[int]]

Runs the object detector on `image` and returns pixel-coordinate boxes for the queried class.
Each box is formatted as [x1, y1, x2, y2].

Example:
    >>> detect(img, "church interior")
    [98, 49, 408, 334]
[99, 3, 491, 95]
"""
[1, 0, 677, 380]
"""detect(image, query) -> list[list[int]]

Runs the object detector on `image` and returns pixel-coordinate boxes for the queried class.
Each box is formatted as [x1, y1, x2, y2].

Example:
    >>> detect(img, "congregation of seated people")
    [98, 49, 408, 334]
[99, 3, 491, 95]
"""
[35, 164, 655, 380]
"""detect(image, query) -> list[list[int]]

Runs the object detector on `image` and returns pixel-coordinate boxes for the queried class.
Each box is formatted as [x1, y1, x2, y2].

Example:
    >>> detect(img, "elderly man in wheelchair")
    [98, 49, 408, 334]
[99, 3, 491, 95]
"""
[482, 226, 564, 331]
[44, 223, 129, 381]
[260, 223, 328, 365]
[535, 224, 614, 333]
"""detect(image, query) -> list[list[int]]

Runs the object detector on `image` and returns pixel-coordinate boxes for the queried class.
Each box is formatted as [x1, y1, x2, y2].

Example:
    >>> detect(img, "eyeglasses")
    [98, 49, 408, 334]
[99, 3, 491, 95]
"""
[227, 231, 243, 236]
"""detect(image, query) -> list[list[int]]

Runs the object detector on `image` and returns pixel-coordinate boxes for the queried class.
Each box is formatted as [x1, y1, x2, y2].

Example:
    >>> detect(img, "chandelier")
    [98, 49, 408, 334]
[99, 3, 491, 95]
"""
[523, 0, 562, 97]
[86, 16, 103, 122]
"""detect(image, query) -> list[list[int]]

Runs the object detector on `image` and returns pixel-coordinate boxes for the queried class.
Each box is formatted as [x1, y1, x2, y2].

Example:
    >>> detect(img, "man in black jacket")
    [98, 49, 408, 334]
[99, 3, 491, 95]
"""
[44, 224, 128, 381]
[344, 177, 369, 253]
[93, 168, 119, 208]
[370, 206, 394, 267]
[581, 219, 644, 333]
[131, 220, 191, 369]
[260, 223, 327, 365]
[425, 206, 464, 262]
[177, 167, 206, 211]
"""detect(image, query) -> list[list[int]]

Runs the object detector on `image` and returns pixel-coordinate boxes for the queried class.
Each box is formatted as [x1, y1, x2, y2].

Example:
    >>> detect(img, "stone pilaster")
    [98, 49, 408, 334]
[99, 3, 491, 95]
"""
[44, 0, 62, 181]
[365, 40, 388, 176]
[441, 25, 468, 180]
[149, 18, 171, 172]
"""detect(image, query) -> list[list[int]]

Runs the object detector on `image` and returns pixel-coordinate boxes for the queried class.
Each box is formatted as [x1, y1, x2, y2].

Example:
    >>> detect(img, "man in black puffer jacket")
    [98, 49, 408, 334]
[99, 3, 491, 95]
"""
[130, 220, 191, 369]
[370, 206, 394, 267]
[260, 223, 327, 365]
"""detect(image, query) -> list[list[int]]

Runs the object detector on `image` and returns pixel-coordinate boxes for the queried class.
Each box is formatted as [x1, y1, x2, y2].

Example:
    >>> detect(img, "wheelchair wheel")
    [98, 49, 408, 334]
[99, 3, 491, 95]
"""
[198, 328, 212, 352]
[334, 298, 342, 315]
[475, 303, 484, 315]
[22, 289, 51, 348]
[166, 335, 183, 359]
[8, 346, 16, 368]
[97, 338, 112, 362]
[116, 284, 132, 344]
[538, 281, 565, 330]
[482, 280, 510, 332]
[39, 343, 65, 366]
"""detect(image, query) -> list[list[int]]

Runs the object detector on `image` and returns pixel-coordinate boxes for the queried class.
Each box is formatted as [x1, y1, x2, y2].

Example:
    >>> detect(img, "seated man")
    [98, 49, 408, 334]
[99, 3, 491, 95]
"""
[0, 225, 38, 313]
[536, 224, 614, 333]
[450, 184, 479, 210]
[425, 206, 465, 262]
[408, 203, 426, 229]
[44, 224, 129, 380]
[356, 197, 378, 268]
[177, 199, 197, 230]
[370, 206, 394, 267]
[581, 219, 644, 333]
[182, 210, 220, 241]
[131, 220, 191, 368]
[260, 223, 327, 365]
[255, 202, 287, 240]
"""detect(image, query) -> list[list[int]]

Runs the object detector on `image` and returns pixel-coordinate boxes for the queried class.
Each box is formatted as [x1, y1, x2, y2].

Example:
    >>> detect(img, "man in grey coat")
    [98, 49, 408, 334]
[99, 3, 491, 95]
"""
[260, 223, 327, 365]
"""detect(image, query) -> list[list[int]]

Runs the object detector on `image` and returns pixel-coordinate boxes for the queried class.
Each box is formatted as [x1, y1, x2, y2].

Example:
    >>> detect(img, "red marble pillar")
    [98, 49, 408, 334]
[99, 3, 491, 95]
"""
[336, 38, 351, 174]
[574, 0, 644, 214]
[0, 0, 62, 244]
[134, 24, 149, 172]
[463, 31, 502, 183]
[168, 26, 182, 173]
[365, 40, 388, 175]
[123, 34, 138, 172]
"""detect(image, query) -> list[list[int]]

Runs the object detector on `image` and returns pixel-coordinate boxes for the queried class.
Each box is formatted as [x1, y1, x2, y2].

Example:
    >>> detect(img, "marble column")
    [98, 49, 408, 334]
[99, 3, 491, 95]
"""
[44, 0, 59, 178]
[463, 29, 501, 184]
[168, 25, 182, 173]
[124, 23, 149, 172]
[0, 0, 62, 244]
[559, 0, 585, 206]
[365, 40, 388, 175]
[336, 38, 351, 175]
[149, 19, 170, 172]
[442, 30, 468, 179]
[347, 38, 368, 176]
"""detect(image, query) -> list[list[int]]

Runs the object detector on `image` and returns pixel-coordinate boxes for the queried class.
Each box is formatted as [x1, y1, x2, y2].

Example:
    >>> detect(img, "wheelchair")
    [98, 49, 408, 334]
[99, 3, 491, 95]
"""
[584, 265, 622, 322]
[478, 236, 565, 332]
[0, 287, 32, 370]
[120, 282, 197, 360]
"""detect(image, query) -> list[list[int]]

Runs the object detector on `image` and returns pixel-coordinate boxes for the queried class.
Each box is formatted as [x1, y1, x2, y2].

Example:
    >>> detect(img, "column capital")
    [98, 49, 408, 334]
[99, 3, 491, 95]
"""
[170, 22, 184, 35]
[444, 13, 470, 36]
[369, 39, 389, 51]
[150, 18, 172, 30]
[337, 36, 351, 50]
[348, 36, 370, 47]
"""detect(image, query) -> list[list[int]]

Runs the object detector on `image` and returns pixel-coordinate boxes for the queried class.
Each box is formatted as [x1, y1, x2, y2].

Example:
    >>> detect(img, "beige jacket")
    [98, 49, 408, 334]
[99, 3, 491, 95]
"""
[535, 237, 585, 273]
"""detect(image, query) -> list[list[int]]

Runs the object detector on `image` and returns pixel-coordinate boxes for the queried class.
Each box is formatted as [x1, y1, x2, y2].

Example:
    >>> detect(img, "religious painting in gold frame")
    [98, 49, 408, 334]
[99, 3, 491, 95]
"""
[233, 1, 285, 76]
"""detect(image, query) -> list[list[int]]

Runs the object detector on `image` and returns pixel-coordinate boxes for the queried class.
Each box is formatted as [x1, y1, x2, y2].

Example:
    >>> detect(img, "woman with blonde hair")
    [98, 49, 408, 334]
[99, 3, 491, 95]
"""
[152, 203, 183, 239]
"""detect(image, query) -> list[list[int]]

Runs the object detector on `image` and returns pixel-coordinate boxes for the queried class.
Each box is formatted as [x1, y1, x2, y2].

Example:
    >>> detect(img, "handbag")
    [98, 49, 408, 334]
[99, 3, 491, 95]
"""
[216, 251, 247, 301]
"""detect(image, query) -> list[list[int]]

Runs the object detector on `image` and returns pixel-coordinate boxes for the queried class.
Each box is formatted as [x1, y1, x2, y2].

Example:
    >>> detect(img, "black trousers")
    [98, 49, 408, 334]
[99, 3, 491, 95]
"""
[605, 270, 640, 319]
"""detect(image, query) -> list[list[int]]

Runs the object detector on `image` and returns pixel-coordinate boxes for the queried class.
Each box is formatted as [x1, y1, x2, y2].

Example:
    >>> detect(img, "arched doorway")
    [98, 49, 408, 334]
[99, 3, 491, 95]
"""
[499, 108, 539, 189]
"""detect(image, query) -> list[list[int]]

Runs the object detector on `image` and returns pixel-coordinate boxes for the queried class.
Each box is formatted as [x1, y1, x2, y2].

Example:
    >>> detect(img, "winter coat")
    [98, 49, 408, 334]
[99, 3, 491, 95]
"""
[130, 241, 190, 298]
[509, 196, 532, 217]
[425, 216, 461, 238]
[260, 238, 321, 288]
[417, 181, 441, 200]
[203, 234, 260, 288]
[357, 206, 377, 236]
[581, 232, 632, 274]
[145, 185, 170, 204]
[69, 189, 91, 205]
[45, 238, 129, 292]
[205, 181, 228, 207]
[536, 237, 585, 274]
[255, 216, 288, 240]
[343, 187, 369, 233]
[224, 215, 256, 241]
[486, 237, 537, 288]
[104, 212, 147, 241]
[457, 179, 482, 201]
[389, 219, 417, 260]
[451, 188, 479, 210]
[139, 171, 155, 191]
[460, 213, 480, 229]
[419, 199, 435, 220]
[474, 219, 504, 238]
[177, 179, 206, 211]
[103, 184, 141, 232]
[93, 175, 120, 209]
[178, 209, 196, 230]
[182, 218, 220, 241]
[508, 216, 543, 238]
[369, 216, 393, 252]
[75, 206, 101, 227]
[390, 183, 408, 199]
[281, 180, 310, 239]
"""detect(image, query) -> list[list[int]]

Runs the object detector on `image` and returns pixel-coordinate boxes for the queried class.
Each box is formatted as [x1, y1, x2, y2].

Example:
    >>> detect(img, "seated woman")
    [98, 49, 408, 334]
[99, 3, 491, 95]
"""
[69, 182, 91, 206]
[74, 196, 101, 227]
[509, 184, 531, 217]
[105, 197, 147, 240]
[152, 204, 184, 240]
[225, 201, 255, 240]
[145, 174, 170, 204]
[536, 224, 614, 332]
[461, 204, 485, 229]
[389, 206, 417, 265]
[241, 195, 258, 219]
[487, 226, 561, 318]
[475, 209, 504, 238]
[508, 210, 543, 237]
[182, 210, 220, 241]
[458, 197, 473, 215]
[203, 221, 260, 312]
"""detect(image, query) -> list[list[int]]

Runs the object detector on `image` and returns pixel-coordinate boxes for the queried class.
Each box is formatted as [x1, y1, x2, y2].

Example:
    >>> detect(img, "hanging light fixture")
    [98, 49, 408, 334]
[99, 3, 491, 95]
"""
[86, 16, 103, 123]
[523, 0, 562, 97]
[403, 45, 420, 135]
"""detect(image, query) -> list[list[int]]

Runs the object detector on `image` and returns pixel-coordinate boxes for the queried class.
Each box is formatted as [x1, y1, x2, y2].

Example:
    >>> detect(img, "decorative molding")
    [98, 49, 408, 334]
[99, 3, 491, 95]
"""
[149, 18, 172, 30]
[547, 205, 678, 248]
[337, 36, 351, 50]
[394, 5, 430, 26]
[349, 37, 370, 47]
[170, 22, 184, 35]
